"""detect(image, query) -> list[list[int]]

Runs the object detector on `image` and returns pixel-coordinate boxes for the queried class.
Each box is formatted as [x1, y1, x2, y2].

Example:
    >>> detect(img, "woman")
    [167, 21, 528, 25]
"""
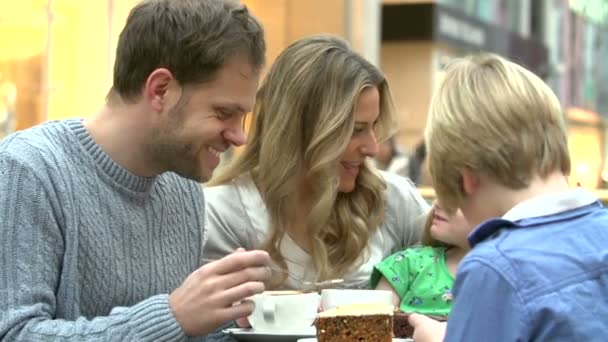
[204, 35, 428, 290]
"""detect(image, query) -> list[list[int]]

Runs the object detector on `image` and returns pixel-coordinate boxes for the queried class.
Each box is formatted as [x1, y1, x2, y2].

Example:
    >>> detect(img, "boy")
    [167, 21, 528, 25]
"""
[410, 53, 608, 341]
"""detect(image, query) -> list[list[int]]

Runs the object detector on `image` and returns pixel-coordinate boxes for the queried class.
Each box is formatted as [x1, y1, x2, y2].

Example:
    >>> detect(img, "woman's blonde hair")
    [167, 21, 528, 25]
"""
[209, 35, 396, 285]
[425, 53, 570, 214]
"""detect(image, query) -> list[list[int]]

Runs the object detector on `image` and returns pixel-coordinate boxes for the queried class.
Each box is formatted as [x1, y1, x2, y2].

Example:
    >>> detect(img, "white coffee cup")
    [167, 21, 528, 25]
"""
[320, 289, 394, 311]
[248, 291, 320, 333]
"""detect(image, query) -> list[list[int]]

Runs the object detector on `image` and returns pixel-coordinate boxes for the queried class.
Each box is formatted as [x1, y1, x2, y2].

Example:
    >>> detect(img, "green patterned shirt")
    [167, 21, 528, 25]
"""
[371, 246, 454, 316]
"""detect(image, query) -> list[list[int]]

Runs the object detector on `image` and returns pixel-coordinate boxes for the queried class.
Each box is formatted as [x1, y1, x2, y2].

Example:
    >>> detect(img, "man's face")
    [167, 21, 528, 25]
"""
[151, 55, 260, 182]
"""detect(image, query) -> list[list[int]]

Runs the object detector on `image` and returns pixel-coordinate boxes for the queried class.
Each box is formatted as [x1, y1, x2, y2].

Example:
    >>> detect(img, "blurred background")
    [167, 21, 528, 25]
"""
[1, 0, 607, 191]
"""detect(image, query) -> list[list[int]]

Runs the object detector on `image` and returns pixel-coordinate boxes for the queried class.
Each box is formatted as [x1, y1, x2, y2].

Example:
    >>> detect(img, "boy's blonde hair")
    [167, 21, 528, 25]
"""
[425, 53, 570, 213]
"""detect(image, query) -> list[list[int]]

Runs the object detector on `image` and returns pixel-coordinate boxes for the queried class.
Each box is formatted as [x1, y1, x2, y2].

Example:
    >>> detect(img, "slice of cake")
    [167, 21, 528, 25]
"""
[393, 310, 448, 338]
[315, 303, 394, 342]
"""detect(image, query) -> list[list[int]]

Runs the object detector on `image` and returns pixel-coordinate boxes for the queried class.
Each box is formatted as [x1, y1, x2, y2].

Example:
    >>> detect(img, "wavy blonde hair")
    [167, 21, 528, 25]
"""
[209, 35, 396, 285]
[425, 53, 570, 214]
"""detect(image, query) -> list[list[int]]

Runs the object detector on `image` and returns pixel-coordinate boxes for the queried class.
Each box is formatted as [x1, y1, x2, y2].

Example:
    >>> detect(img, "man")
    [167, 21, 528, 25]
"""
[0, 0, 271, 340]
[410, 53, 608, 341]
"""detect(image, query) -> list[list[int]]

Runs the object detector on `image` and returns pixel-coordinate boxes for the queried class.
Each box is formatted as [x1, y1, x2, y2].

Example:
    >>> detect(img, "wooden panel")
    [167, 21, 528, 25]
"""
[0, 55, 43, 132]
[244, 0, 288, 76]
[569, 124, 602, 189]
[349, 0, 366, 54]
[286, 0, 345, 42]
[381, 41, 434, 149]
[245, 0, 350, 68]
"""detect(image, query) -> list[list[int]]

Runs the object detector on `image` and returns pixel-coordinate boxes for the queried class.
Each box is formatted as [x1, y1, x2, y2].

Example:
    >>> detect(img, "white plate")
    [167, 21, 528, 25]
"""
[222, 328, 315, 342]
[298, 339, 412, 342]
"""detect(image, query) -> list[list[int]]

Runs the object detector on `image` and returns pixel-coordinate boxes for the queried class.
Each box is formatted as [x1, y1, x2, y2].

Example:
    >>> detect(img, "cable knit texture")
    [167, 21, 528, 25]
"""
[0, 119, 207, 341]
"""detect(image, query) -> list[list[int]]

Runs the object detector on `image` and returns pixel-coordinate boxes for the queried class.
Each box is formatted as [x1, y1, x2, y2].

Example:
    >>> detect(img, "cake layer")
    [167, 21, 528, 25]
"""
[316, 314, 393, 342]
[316, 303, 394, 342]
[318, 303, 394, 317]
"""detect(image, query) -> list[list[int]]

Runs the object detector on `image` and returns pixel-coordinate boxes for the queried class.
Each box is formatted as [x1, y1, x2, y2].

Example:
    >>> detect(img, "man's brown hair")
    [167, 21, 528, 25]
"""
[111, 0, 265, 101]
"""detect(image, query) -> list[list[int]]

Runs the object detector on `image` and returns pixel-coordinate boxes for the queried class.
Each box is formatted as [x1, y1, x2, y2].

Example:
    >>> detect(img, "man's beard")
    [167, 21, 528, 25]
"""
[147, 103, 206, 182]
[151, 134, 204, 182]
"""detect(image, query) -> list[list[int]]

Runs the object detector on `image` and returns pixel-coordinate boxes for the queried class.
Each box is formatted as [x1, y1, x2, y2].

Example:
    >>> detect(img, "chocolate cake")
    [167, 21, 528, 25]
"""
[393, 310, 448, 338]
[315, 303, 394, 342]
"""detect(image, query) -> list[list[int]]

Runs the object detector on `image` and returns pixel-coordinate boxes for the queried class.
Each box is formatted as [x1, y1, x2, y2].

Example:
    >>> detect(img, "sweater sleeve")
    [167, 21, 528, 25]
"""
[0, 154, 186, 342]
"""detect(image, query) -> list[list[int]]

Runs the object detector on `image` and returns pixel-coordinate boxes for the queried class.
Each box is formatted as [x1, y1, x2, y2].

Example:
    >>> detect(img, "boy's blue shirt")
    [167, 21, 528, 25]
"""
[446, 189, 608, 341]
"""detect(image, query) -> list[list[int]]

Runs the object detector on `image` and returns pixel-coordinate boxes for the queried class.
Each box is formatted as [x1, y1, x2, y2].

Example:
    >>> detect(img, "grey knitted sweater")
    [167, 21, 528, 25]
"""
[0, 119, 206, 341]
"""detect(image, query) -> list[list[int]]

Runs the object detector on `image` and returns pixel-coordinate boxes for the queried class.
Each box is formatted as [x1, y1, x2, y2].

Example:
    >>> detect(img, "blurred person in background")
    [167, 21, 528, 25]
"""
[374, 135, 410, 178]
[407, 139, 427, 186]
[0, 0, 272, 341]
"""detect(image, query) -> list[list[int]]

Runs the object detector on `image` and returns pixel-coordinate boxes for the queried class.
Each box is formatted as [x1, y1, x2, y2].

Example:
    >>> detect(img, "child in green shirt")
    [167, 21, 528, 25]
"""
[371, 202, 470, 316]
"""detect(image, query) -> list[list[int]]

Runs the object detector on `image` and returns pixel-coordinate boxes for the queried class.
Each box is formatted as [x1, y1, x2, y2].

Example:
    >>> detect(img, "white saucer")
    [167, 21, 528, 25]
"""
[223, 327, 315, 342]
[298, 339, 412, 342]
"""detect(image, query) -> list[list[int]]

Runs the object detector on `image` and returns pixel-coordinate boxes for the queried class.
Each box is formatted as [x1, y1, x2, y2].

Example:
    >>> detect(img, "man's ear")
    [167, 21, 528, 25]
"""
[144, 68, 174, 112]
[461, 169, 479, 195]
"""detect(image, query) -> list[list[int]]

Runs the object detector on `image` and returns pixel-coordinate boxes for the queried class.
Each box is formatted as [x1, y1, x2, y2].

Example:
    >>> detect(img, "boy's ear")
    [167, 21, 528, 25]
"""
[461, 170, 479, 195]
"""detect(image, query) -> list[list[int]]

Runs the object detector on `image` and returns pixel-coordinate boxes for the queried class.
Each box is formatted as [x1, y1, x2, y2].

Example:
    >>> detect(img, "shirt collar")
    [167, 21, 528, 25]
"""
[467, 188, 600, 247]
[501, 188, 598, 221]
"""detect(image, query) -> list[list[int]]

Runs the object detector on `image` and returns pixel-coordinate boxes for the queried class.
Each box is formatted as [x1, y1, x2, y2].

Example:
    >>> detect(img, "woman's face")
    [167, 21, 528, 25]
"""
[337, 87, 380, 193]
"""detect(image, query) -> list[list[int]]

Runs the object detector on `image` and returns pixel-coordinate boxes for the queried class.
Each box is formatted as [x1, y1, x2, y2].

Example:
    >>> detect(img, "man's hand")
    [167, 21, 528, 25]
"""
[235, 317, 251, 328]
[169, 249, 271, 336]
[409, 313, 447, 342]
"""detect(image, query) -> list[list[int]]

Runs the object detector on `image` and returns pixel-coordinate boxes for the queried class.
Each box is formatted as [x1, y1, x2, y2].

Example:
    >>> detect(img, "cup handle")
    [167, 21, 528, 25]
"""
[262, 298, 276, 323]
